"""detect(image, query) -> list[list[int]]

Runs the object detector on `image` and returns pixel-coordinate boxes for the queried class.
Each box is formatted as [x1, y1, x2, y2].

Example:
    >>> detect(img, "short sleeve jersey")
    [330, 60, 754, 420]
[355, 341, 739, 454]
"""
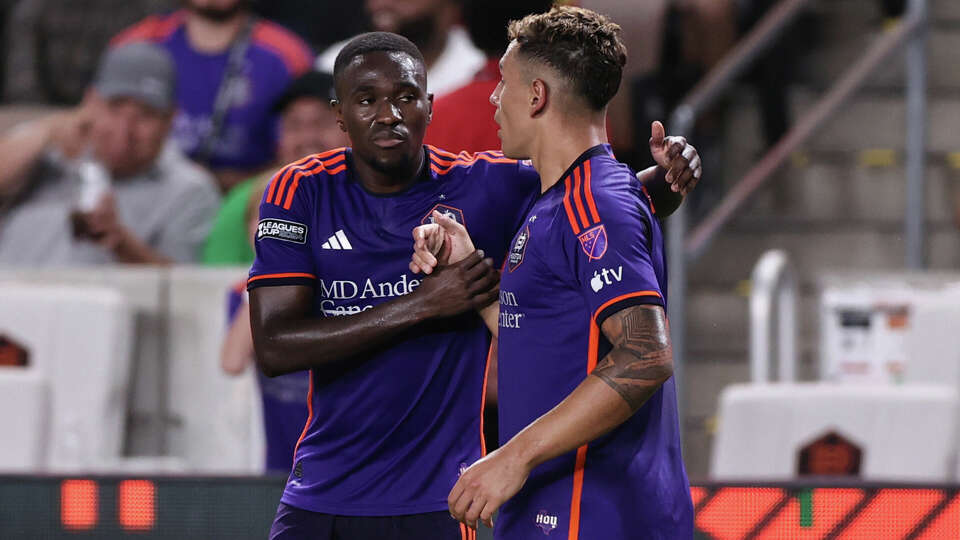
[496, 145, 693, 539]
[248, 146, 539, 515]
[111, 11, 313, 171]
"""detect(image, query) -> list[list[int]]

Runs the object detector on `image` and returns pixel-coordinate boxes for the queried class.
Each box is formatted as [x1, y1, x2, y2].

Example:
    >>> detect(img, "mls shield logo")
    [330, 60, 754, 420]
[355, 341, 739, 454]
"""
[534, 510, 558, 535]
[421, 204, 466, 226]
[577, 224, 607, 260]
[508, 226, 530, 272]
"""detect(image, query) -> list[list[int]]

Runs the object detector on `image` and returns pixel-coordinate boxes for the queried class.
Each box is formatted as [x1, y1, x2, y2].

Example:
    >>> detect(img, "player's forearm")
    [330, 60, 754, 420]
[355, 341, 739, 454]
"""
[638, 165, 683, 218]
[112, 228, 174, 265]
[500, 305, 674, 469]
[253, 291, 436, 377]
[498, 375, 634, 471]
[0, 115, 57, 196]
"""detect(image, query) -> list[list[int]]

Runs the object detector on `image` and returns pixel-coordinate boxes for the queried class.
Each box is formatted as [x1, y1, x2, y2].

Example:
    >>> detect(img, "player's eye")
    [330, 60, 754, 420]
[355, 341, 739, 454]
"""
[358, 97, 374, 105]
[398, 94, 415, 103]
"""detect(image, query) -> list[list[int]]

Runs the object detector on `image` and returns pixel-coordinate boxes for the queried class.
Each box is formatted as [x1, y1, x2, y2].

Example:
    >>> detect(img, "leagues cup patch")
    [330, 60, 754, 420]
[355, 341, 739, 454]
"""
[577, 224, 607, 260]
[508, 226, 530, 272]
[257, 219, 308, 244]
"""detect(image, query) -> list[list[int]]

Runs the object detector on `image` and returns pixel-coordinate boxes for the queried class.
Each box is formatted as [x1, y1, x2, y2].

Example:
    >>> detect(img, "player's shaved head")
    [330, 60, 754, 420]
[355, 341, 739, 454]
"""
[507, 6, 627, 111]
[333, 32, 427, 98]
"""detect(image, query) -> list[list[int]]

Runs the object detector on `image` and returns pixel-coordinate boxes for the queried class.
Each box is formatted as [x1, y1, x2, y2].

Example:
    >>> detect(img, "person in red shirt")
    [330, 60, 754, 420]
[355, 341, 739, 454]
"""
[424, 0, 552, 153]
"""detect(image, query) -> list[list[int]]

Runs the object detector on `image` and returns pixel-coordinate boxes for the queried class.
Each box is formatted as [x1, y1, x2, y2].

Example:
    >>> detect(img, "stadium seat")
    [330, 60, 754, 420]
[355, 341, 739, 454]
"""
[0, 283, 132, 471]
[0, 369, 48, 471]
[166, 266, 265, 473]
[712, 383, 958, 481]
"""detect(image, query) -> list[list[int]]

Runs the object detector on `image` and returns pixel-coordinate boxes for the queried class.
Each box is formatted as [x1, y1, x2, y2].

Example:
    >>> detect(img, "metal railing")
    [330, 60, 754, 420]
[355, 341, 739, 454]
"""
[749, 250, 798, 383]
[666, 0, 928, 406]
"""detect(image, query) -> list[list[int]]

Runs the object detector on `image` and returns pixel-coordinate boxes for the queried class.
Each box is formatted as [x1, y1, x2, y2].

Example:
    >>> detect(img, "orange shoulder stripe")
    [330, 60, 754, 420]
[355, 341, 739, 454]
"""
[572, 166, 590, 228]
[266, 155, 315, 204]
[562, 176, 581, 235]
[278, 159, 326, 209]
[583, 161, 600, 223]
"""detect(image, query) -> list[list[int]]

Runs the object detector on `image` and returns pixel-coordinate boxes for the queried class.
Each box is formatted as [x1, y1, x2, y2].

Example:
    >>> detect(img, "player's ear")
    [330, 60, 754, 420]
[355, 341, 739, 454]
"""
[331, 99, 347, 132]
[530, 79, 547, 117]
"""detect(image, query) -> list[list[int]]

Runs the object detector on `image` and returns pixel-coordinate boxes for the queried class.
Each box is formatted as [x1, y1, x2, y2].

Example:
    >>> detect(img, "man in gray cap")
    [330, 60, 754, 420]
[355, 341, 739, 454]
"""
[0, 42, 220, 265]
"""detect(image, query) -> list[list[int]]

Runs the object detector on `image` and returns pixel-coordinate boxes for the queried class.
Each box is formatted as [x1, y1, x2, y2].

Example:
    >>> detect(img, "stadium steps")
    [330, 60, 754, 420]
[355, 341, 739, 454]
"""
[681, 0, 960, 477]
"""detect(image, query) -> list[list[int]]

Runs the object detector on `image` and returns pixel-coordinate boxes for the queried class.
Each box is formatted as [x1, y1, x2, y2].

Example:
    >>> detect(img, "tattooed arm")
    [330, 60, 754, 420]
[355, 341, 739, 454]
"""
[448, 304, 672, 528]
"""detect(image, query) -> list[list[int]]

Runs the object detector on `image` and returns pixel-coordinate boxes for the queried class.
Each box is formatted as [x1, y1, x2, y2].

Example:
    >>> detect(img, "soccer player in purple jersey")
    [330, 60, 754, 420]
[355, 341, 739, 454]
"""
[249, 29, 698, 540]
[424, 6, 696, 539]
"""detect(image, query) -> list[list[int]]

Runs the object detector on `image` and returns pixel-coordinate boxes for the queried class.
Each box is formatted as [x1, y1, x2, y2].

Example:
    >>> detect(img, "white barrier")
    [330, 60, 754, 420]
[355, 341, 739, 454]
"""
[0, 284, 132, 470]
[166, 266, 264, 473]
[712, 383, 958, 481]
[0, 369, 48, 471]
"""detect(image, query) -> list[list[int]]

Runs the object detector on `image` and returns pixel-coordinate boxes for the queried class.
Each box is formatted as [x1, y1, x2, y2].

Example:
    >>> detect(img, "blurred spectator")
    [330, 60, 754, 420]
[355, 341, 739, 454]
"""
[0, 43, 219, 265]
[581, 0, 672, 164]
[2, 0, 176, 105]
[252, 0, 366, 53]
[316, 0, 485, 98]
[424, 0, 553, 153]
[202, 70, 347, 265]
[111, 0, 313, 191]
[220, 177, 308, 475]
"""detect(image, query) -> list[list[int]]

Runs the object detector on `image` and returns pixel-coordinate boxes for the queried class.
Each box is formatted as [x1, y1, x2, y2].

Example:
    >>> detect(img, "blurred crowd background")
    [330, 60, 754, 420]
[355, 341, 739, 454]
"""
[3, 0, 960, 500]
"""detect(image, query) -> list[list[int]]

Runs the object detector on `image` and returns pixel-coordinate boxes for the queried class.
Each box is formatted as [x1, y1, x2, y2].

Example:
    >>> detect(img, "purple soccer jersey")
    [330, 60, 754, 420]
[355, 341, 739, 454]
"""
[248, 146, 539, 516]
[112, 11, 313, 171]
[496, 145, 693, 539]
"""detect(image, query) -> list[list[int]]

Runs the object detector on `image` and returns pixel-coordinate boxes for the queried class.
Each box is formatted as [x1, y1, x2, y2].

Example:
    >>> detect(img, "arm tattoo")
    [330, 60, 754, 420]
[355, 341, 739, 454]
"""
[592, 305, 673, 412]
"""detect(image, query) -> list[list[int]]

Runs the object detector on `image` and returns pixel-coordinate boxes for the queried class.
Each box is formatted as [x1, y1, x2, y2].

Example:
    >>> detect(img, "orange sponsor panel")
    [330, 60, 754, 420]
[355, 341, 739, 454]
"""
[60, 479, 98, 531]
[915, 494, 960, 540]
[118, 480, 156, 531]
[835, 489, 943, 539]
[755, 488, 864, 540]
[696, 487, 786, 540]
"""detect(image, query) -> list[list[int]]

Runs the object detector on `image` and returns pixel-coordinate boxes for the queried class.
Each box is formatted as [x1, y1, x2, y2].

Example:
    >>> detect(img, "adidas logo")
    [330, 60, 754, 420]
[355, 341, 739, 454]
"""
[322, 230, 353, 250]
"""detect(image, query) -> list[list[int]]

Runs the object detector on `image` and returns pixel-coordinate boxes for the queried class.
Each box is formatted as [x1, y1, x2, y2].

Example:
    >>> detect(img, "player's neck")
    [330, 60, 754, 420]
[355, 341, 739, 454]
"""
[185, 11, 250, 53]
[530, 117, 607, 194]
[352, 148, 427, 195]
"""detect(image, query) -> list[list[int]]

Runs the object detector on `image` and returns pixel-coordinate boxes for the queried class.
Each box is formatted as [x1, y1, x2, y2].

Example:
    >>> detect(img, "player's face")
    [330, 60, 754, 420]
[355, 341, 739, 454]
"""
[90, 95, 173, 178]
[491, 43, 532, 159]
[277, 97, 347, 164]
[335, 51, 433, 175]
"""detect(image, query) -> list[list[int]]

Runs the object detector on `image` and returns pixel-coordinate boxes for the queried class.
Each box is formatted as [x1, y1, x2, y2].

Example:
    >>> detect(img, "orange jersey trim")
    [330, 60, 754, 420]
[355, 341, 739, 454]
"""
[567, 290, 663, 539]
[583, 161, 601, 223]
[562, 176, 581, 235]
[247, 272, 316, 284]
[251, 21, 313, 75]
[266, 155, 315, 204]
[110, 11, 184, 47]
[292, 373, 314, 463]
[572, 167, 591, 229]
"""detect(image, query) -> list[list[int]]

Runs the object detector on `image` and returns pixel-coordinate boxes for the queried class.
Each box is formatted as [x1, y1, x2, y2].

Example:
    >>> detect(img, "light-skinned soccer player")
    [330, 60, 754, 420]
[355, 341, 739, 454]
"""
[415, 6, 695, 539]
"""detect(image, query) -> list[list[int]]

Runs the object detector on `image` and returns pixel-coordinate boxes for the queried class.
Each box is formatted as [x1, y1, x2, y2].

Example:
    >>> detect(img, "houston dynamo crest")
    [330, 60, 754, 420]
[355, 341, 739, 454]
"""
[421, 204, 465, 226]
[508, 226, 530, 272]
[577, 224, 607, 260]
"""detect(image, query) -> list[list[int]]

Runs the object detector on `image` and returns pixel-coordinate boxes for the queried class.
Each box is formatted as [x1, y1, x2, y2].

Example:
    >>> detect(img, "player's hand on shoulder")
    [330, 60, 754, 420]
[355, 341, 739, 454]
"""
[647, 120, 702, 196]
[409, 210, 476, 274]
[413, 249, 499, 319]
